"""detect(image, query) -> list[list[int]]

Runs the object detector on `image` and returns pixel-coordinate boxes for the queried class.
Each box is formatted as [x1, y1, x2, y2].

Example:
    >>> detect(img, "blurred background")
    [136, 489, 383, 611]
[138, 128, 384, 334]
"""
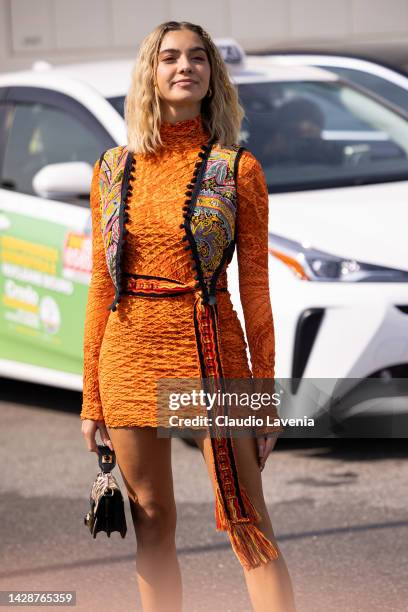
[1, 0, 408, 71]
[0, 2, 407, 611]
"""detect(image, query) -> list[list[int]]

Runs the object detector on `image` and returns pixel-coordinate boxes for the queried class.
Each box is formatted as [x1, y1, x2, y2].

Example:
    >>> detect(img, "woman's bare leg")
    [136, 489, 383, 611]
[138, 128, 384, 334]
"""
[192, 432, 297, 612]
[107, 426, 182, 612]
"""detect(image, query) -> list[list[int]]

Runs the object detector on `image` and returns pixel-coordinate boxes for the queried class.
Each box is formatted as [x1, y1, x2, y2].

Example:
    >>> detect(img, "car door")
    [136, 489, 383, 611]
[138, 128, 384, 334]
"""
[0, 86, 115, 388]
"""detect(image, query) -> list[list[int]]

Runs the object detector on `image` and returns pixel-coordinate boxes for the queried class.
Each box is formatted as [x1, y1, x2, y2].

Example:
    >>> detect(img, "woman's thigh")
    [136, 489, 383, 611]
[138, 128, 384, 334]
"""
[192, 433, 277, 542]
[106, 426, 176, 540]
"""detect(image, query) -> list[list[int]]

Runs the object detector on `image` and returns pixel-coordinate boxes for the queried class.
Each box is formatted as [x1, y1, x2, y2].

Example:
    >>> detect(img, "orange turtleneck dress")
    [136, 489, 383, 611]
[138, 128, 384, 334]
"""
[80, 115, 283, 434]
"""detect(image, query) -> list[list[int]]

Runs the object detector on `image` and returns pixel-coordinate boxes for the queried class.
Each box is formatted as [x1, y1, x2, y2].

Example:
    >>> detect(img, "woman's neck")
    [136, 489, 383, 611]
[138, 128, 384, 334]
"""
[160, 103, 201, 125]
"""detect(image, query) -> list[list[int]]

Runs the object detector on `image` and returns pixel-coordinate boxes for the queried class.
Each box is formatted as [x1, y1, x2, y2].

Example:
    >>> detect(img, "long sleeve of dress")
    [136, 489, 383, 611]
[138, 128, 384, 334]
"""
[235, 150, 284, 436]
[80, 160, 115, 422]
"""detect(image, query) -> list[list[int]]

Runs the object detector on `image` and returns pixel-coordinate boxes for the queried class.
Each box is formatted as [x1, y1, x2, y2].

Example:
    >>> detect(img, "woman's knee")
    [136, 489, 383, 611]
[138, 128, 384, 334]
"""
[133, 498, 177, 548]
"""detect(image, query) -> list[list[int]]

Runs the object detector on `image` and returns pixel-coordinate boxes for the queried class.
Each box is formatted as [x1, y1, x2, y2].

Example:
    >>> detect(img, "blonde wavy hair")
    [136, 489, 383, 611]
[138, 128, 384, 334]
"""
[124, 21, 245, 154]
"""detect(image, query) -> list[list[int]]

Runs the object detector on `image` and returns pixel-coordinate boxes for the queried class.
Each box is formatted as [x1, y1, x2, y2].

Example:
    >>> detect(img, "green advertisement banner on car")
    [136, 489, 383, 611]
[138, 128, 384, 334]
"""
[0, 211, 91, 376]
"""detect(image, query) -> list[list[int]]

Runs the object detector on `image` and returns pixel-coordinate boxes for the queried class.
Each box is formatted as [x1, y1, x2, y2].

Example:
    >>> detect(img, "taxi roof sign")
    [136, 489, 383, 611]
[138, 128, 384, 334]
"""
[214, 38, 246, 69]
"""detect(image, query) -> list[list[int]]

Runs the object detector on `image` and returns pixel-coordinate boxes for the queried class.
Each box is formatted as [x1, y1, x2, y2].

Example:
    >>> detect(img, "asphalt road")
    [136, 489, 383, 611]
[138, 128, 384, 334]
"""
[0, 379, 407, 612]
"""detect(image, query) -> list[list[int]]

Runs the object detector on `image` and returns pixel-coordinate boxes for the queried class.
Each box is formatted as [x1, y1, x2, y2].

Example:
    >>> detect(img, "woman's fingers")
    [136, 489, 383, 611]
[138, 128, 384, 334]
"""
[97, 422, 114, 451]
[256, 434, 278, 471]
[81, 419, 113, 453]
[81, 419, 99, 453]
[257, 437, 265, 470]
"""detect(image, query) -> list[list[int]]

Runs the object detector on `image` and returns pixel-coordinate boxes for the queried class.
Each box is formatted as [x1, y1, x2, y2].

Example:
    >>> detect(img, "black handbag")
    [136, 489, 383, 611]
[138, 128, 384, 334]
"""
[84, 444, 127, 538]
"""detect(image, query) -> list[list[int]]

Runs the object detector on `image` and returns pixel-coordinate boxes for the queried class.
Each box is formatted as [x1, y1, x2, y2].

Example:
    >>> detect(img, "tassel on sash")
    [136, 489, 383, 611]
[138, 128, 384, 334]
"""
[215, 487, 279, 570]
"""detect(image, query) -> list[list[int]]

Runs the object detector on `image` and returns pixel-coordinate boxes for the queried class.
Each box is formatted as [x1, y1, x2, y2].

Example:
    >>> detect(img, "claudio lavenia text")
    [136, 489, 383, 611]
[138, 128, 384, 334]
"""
[168, 415, 314, 428]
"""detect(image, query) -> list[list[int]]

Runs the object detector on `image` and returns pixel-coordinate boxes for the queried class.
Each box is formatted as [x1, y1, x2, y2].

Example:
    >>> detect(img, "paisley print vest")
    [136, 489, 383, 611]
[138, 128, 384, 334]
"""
[97, 142, 245, 312]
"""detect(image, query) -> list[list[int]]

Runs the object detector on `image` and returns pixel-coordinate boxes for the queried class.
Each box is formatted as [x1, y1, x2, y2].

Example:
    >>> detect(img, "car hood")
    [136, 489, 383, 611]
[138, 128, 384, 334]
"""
[268, 180, 408, 272]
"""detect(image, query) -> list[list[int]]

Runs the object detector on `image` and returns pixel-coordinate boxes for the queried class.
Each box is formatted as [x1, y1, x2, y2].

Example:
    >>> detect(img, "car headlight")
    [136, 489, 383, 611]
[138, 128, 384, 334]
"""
[268, 233, 408, 282]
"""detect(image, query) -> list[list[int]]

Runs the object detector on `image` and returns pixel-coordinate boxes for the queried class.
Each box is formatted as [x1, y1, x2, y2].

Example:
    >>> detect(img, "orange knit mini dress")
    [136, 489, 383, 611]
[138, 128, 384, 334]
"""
[80, 114, 282, 433]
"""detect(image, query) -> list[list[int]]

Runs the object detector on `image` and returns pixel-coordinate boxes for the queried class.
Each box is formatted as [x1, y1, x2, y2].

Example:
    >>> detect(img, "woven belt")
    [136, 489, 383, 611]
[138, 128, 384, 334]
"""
[122, 272, 227, 302]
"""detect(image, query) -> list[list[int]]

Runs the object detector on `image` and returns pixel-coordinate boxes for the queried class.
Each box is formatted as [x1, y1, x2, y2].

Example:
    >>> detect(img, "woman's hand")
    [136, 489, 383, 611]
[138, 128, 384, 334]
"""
[257, 433, 279, 472]
[81, 419, 114, 453]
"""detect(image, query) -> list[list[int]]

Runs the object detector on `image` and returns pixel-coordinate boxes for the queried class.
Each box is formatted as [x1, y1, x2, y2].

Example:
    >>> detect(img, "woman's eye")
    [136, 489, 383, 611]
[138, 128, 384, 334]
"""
[161, 56, 205, 62]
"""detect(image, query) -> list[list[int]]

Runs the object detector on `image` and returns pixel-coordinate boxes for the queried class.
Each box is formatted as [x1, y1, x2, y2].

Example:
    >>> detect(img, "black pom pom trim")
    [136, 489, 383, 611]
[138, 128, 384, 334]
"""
[172, 138, 215, 306]
[179, 138, 215, 304]
[108, 149, 135, 312]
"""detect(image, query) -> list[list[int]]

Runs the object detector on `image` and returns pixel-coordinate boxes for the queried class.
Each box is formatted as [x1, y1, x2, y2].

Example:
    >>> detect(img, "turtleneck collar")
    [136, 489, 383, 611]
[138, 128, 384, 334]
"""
[159, 113, 210, 149]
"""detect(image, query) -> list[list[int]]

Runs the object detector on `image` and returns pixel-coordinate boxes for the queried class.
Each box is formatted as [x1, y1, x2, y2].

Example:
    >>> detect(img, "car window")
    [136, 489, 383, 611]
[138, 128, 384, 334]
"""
[2, 101, 104, 201]
[316, 65, 408, 113]
[107, 80, 408, 192]
[237, 80, 408, 191]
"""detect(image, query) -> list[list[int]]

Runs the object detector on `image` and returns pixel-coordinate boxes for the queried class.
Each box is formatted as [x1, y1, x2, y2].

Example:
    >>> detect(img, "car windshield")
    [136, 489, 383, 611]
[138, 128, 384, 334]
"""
[315, 65, 408, 113]
[107, 79, 408, 192]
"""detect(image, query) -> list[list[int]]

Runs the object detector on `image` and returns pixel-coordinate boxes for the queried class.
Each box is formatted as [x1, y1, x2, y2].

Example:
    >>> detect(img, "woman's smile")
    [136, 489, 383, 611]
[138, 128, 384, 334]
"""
[174, 79, 197, 86]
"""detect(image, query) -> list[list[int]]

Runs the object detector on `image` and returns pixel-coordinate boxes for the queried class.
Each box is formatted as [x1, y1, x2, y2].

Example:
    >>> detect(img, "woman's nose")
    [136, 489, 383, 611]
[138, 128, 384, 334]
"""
[178, 57, 193, 72]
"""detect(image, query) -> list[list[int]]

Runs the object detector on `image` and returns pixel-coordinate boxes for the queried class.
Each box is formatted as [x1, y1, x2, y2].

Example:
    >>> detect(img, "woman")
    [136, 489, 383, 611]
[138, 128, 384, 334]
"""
[80, 20, 296, 612]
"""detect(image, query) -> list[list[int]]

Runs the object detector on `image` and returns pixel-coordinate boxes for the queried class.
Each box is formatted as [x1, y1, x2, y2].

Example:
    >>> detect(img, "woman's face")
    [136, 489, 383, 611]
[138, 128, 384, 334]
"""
[156, 29, 211, 113]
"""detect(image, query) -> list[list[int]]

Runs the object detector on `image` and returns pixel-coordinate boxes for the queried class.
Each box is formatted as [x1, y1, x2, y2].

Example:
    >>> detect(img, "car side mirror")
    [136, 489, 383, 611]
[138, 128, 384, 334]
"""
[32, 161, 93, 199]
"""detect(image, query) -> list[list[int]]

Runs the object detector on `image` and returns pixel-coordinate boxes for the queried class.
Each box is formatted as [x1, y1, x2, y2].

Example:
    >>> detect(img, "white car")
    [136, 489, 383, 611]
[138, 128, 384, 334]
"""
[0, 44, 407, 431]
